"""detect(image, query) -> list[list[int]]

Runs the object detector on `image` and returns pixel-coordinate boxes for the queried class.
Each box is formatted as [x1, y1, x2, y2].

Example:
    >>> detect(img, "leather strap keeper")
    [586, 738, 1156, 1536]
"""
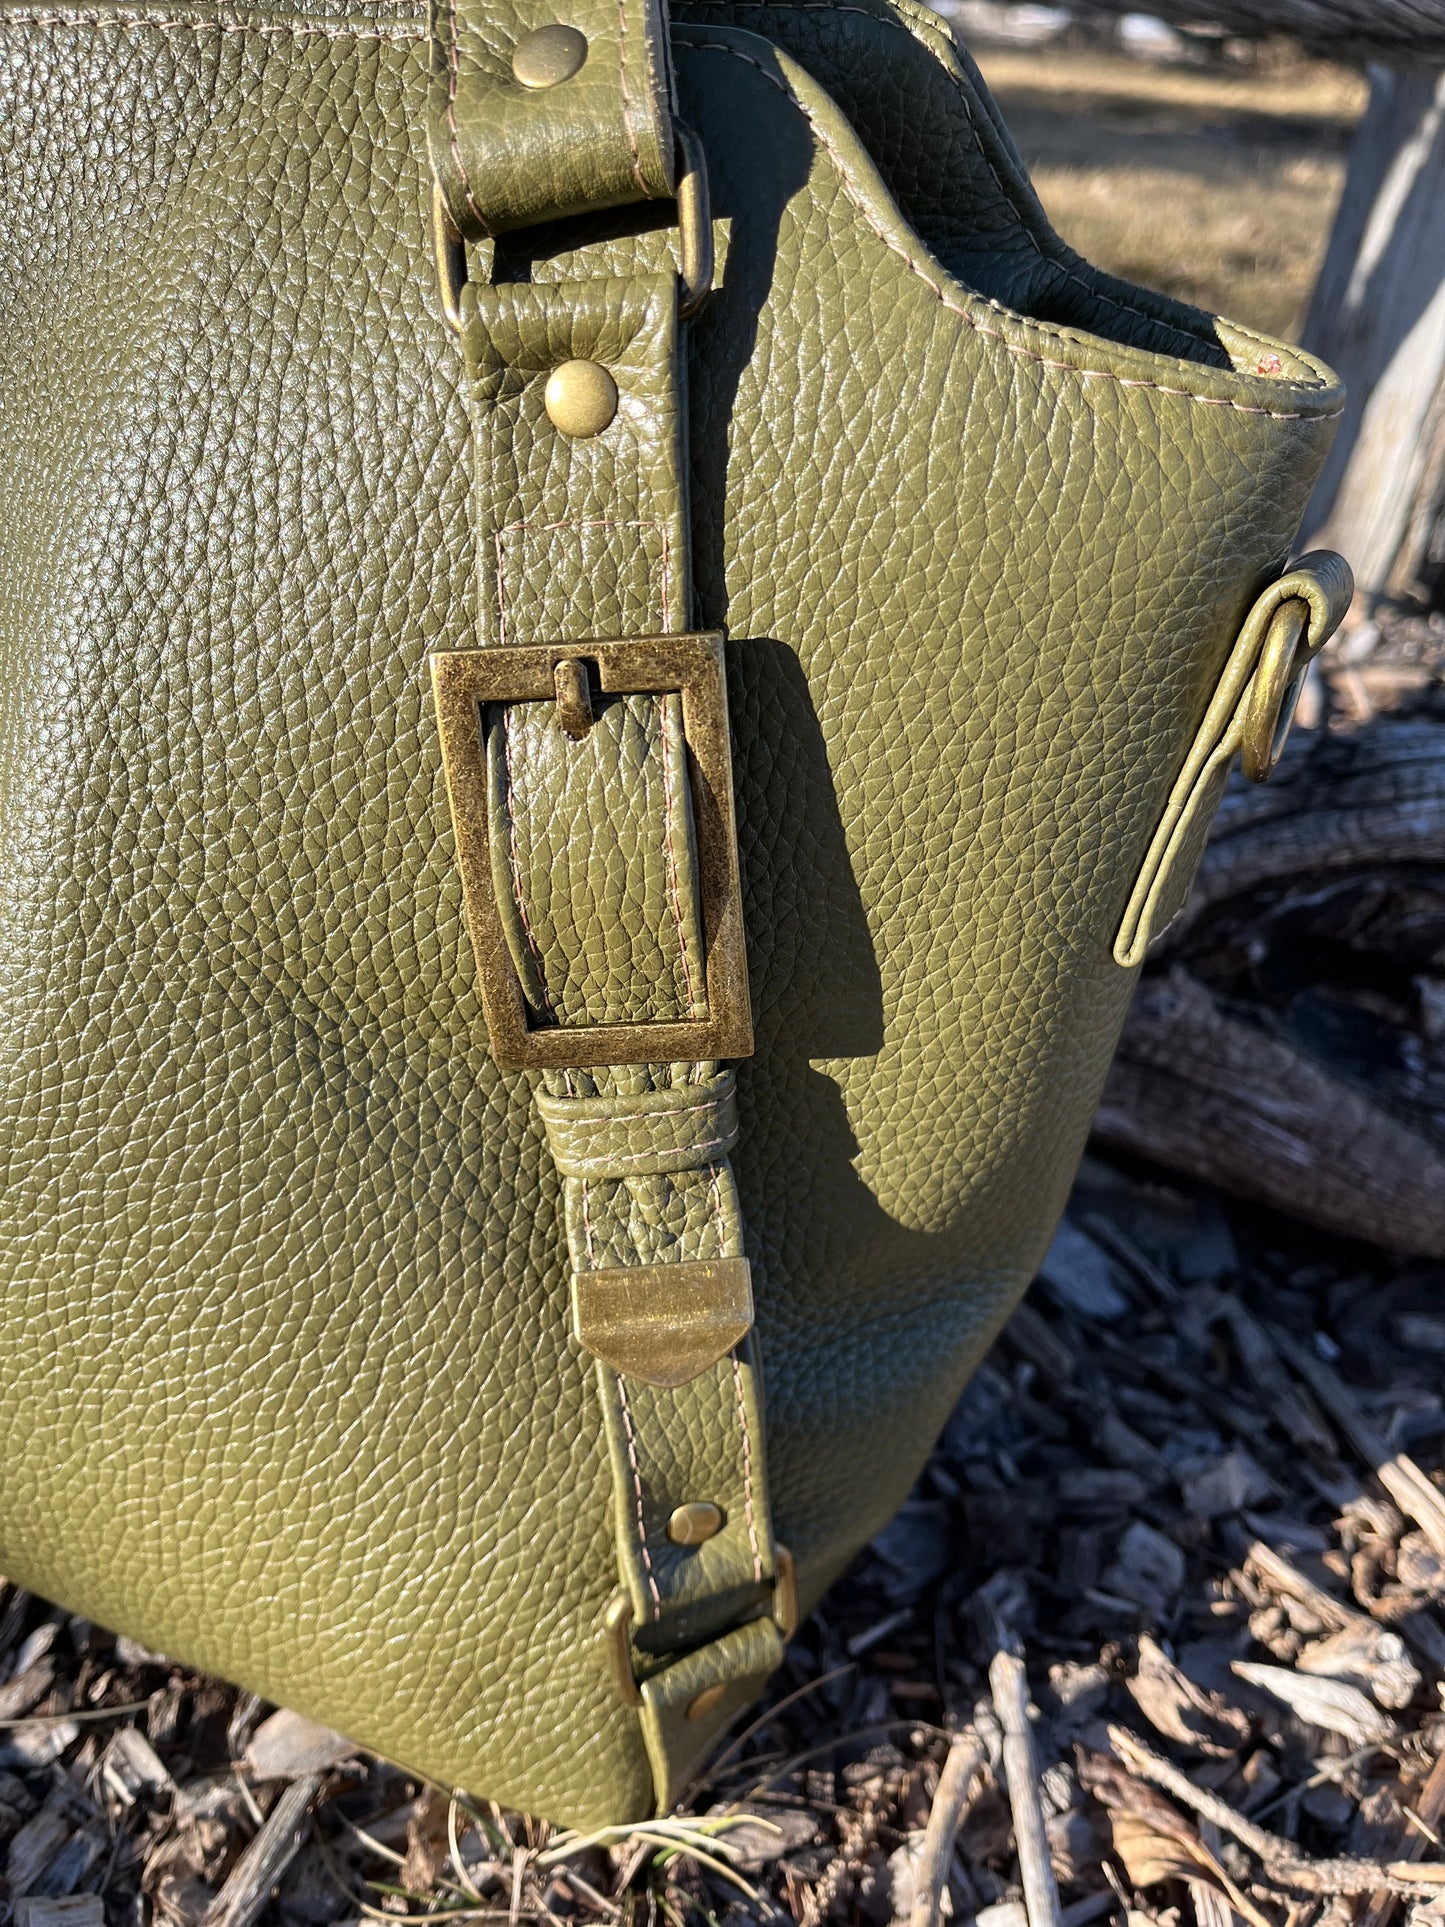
[536, 1071, 739, 1178]
[429, 0, 676, 239]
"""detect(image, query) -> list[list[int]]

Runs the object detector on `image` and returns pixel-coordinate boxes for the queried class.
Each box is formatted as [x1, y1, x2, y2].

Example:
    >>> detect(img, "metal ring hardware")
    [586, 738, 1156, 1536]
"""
[432, 184, 467, 337]
[603, 1544, 797, 1705]
[674, 122, 714, 321]
[434, 132, 712, 337]
[1241, 597, 1310, 783]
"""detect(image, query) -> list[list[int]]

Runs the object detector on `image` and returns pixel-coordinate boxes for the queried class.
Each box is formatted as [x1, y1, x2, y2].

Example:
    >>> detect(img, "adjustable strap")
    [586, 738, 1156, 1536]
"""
[431, 266, 787, 1807]
[429, 0, 675, 238]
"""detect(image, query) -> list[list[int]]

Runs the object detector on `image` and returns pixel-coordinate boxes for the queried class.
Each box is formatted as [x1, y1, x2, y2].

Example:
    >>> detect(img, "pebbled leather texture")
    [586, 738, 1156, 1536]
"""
[430, 0, 675, 237]
[0, 0, 1341, 1827]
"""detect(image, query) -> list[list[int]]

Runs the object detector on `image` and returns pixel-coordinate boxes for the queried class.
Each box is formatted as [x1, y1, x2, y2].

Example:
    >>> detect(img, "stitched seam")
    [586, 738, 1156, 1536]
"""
[616, 0, 650, 196]
[499, 711, 557, 1014]
[0, 11, 424, 31]
[444, 0, 489, 236]
[659, 701, 701, 1018]
[565, 1130, 733, 1173]
[679, 1, 1217, 358]
[580, 1175, 597, 1264]
[492, 528, 510, 646]
[709, 1165, 762, 1582]
[616, 1376, 664, 1617]
[688, 38, 1342, 422]
[655, 519, 672, 632]
[495, 517, 667, 639]
[733, 1355, 763, 1584]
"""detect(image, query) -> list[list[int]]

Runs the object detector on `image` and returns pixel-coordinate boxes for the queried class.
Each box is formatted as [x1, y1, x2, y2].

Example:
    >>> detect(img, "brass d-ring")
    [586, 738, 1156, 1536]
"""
[1241, 598, 1309, 783]
[432, 185, 468, 337]
[674, 123, 714, 321]
[603, 1595, 643, 1707]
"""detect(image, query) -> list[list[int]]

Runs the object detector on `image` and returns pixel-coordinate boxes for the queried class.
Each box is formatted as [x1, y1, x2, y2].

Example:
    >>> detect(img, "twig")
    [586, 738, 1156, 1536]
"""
[1108, 1727, 1445, 1898]
[1246, 1541, 1361, 1632]
[198, 1772, 324, 1927]
[1269, 1328, 1445, 1556]
[991, 1650, 1063, 1927]
[1358, 1747, 1445, 1927]
[908, 1732, 987, 1927]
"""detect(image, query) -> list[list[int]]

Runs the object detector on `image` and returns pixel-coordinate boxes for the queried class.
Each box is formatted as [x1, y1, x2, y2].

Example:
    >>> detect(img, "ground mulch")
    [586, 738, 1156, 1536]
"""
[2, 1135, 1443, 1927]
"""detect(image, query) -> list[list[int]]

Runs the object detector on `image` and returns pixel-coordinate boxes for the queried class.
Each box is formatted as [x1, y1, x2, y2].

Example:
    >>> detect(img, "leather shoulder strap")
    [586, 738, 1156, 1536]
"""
[429, 0, 676, 237]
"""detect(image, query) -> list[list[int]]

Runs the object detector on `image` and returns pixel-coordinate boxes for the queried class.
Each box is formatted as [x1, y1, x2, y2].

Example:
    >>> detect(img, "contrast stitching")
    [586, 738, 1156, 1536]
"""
[0, 10, 424, 31]
[444, 0, 490, 235]
[566, 1130, 734, 1173]
[615, 1376, 664, 1618]
[688, 40, 1343, 424]
[733, 1355, 763, 1583]
[616, 0, 650, 196]
[499, 711, 557, 1014]
[580, 1175, 597, 1264]
[494, 517, 666, 641]
[659, 699, 701, 1018]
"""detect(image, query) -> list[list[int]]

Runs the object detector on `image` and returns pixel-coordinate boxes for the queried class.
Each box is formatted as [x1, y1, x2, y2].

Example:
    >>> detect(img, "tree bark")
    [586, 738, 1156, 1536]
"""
[1301, 66, 1445, 613]
[1101, 717, 1445, 1256]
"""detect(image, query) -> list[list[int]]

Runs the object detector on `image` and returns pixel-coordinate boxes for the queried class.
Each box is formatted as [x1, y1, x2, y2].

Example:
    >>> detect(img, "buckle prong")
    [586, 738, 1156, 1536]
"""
[430, 633, 753, 1071]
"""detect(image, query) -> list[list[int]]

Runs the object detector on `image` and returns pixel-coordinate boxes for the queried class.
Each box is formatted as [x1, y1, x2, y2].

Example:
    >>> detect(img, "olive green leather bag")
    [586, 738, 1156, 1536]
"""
[0, 0, 1349, 1827]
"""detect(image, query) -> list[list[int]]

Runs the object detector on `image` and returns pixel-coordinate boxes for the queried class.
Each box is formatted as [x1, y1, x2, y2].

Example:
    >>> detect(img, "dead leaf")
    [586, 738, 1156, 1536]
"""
[1296, 1621, 1421, 1711]
[1126, 1636, 1251, 1756]
[244, 1708, 354, 1782]
[1232, 1661, 1396, 1744]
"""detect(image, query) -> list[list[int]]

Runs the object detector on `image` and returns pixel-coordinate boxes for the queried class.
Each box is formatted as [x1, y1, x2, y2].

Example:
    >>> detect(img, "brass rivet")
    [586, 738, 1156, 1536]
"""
[686, 1682, 729, 1722]
[511, 23, 588, 88]
[668, 1501, 724, 1546]
[544, 359, 618, 439]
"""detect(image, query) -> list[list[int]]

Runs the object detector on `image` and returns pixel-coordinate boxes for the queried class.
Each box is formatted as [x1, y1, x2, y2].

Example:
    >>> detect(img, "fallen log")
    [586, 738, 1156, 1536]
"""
[1097, 968, 1445, 1256]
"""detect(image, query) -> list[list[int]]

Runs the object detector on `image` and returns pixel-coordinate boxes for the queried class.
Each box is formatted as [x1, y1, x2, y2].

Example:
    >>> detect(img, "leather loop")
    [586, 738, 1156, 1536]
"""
[638, 1615, 785, 1812]
[1114, 548, 1353, 967]
[538, 1071, 738, 1177]
[429, 0, 676, 239]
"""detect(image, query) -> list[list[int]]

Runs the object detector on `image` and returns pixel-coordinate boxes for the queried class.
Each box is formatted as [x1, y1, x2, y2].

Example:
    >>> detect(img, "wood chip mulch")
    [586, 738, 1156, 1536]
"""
[2, 1159, 1443, 1927]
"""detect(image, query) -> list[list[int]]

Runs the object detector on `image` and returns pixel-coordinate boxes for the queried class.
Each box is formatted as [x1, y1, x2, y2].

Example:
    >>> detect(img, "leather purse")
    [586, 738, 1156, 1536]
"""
[0, 0, 1350, 1828]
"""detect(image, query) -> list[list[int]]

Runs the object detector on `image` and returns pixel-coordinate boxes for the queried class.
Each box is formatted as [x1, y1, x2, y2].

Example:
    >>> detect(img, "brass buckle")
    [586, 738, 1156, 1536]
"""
[430, 634, 754, 1071]
[603, 1545, 797, 1705]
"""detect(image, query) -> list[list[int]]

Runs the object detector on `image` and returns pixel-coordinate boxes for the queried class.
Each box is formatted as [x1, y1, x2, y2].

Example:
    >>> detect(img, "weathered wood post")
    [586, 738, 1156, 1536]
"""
[1077, 2, 1445, 616]
[1302, 65, 1445, 615]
